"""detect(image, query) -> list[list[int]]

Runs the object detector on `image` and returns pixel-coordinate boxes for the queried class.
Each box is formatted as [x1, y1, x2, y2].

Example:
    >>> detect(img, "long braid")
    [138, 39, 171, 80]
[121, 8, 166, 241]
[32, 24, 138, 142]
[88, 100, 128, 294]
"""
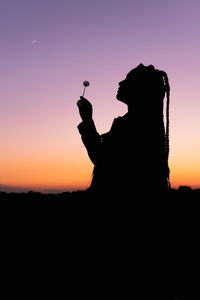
[160, 71, 170, 187]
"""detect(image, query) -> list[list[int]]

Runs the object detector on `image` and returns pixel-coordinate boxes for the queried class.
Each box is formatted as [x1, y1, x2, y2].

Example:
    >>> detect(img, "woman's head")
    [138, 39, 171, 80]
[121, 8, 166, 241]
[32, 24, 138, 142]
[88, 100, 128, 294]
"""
[117, 64, 169, 109]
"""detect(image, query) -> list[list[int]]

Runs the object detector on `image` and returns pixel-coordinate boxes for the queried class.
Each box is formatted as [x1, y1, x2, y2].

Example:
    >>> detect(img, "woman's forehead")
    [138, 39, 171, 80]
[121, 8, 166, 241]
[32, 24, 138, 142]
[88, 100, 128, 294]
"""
[126, 69, 140, 80]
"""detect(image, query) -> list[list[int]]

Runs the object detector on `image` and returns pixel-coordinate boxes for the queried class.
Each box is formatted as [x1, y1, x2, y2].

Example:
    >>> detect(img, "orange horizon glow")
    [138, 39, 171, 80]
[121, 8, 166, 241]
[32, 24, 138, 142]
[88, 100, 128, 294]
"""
[0, 156, 199, 191]
[0, 113, 199, 191]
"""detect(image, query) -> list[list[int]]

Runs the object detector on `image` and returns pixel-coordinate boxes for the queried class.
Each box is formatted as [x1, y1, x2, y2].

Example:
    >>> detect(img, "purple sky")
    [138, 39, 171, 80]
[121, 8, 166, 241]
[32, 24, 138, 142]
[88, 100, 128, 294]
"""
[0, 0, 200, 191]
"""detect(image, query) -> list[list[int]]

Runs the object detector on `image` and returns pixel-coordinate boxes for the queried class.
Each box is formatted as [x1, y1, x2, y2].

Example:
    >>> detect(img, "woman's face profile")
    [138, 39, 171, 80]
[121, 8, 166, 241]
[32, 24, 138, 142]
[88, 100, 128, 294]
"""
[116, 74, 136, 104]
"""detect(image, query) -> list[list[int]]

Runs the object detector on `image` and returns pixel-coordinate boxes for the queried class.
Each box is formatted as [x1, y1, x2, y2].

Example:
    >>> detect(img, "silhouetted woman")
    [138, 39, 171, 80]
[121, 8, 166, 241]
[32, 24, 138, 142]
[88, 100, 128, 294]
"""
[77, 64, 170, 196]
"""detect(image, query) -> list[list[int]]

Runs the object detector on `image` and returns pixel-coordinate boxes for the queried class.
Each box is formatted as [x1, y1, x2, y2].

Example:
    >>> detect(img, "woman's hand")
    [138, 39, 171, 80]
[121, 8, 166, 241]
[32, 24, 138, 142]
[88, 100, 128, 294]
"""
[77, 96, 93, 122]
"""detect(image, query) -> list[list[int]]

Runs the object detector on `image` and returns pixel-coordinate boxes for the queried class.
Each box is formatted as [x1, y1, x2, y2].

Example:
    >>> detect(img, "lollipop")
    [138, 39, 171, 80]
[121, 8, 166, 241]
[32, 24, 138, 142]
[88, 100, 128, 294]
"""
[82, 81, 90, 97]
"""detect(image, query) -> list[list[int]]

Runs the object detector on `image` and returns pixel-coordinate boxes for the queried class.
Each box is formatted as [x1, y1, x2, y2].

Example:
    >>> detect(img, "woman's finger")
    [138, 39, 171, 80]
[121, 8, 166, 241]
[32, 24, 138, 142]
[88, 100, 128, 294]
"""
[80, 96, 89, 103]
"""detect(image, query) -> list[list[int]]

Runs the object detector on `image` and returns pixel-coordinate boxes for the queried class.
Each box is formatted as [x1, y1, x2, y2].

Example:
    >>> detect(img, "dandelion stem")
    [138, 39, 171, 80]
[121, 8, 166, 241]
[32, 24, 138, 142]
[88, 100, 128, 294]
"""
[82, 86, 86, 97]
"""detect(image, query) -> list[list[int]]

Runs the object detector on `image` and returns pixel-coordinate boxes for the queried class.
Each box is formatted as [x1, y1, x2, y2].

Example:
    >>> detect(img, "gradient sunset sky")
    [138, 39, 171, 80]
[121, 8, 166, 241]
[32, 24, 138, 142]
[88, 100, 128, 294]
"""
[0, 0, 200, 191]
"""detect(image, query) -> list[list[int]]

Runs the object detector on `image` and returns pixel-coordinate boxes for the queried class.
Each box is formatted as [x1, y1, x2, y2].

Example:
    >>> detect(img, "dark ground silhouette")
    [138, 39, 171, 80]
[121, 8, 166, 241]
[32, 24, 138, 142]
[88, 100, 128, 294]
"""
[1, 186, 199, 300]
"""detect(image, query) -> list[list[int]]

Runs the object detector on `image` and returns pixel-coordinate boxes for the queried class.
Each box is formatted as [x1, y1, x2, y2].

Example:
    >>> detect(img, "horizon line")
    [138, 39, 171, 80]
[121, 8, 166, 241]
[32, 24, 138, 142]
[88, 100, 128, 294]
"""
[0, 184, 200, 194]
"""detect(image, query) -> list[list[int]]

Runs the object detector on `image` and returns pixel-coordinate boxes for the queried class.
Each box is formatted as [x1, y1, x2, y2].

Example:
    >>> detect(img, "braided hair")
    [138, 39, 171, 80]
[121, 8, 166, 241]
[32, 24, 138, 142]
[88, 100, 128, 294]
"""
[160, 70, 170, 188]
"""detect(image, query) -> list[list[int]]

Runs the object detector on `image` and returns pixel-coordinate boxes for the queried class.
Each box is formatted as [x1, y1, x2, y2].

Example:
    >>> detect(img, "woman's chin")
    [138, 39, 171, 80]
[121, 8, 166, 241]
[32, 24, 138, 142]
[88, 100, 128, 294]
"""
[116, 93, 127, 104]
[116, 93, 122, 100]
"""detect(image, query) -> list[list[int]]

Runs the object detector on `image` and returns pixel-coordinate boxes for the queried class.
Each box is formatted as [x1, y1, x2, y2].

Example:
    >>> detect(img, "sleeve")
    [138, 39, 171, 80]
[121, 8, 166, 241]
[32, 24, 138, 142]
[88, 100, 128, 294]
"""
[77, 119, 102, 166]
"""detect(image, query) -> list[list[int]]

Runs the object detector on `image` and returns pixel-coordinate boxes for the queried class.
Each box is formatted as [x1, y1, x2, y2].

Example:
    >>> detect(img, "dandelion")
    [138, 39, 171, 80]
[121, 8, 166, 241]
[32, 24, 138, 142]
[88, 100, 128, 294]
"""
[82, 81, 90, 97]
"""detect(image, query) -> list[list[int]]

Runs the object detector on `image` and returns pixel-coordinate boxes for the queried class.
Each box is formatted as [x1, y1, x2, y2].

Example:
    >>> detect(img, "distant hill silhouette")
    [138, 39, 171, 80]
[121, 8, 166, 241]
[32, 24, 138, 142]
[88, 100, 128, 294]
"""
[0, 186, 199, 200]
[0, 190, 86, 200]
[0, 184, 31, 193]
